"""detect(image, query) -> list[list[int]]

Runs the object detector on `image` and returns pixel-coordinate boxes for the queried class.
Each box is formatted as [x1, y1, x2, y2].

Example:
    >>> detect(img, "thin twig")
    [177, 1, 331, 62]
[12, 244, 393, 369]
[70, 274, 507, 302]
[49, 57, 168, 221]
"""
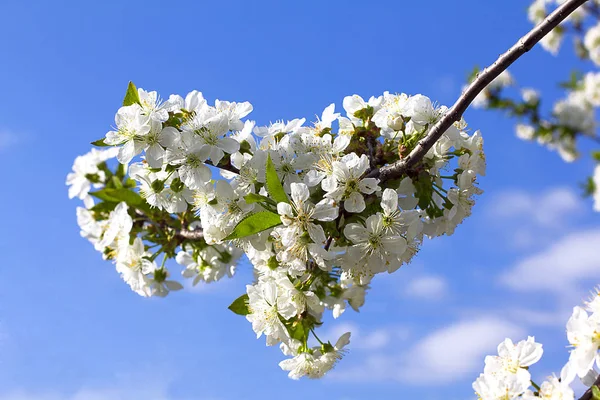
[367, 0, 590, 182]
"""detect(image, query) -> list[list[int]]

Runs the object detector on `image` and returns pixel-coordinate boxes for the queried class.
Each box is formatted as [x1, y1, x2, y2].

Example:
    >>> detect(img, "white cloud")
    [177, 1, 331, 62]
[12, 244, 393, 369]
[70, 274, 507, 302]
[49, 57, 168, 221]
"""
[501, 229, 600, 294]
[484, 187, 583, 248]
[405, 275, 448, 301]
[0, 387, 171, 400]
[0, 368, 196, 400]
[0, 131, 18, 150]
[0, 385, 224, 400]
[331, 317, 523, 385]
[488, 187, 580, 228]
[318, 322, 407, 351]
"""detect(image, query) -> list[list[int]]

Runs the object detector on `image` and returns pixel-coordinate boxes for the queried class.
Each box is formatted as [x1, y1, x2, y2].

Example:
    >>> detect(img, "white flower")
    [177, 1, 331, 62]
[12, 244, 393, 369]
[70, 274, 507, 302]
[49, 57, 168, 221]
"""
[215, 99, 253, 131]
[585, 23, 600, 66]
[372, 91, 410, 135]
[317, 332, 351, 372]
[104, 105, 151, 165]
[583, 72, 600, 107]
[343, 214, 407, 273]
[540, 29, 563, 55]
[516, 124, 536, 141]
[279, 332, 351, 380]
[277, 183, 338, 245]
[342, 94, 382, 124]
[554, 93, 595, 137]
[115, 237, 155, 297]
[138, 88, 172, 122]
[521, 88, 540, 104]
[140, 121, 179, 168]
[167, 90, 207, 114]
[147, 267, 184, 297]
[528, 0, 546, 24]
[254, 118, 305, 138]
[98, 202, 132, 251]
[165, 131, 212, 189]
[473, 372, 530, 400]
[66, 147, 119, 207]
[402, 94, 439, 127]
[279, 353, 321, 380]
[323, 153, 379, 213]
[76, 207, 105, 250]
[130, 164, 171, 210]
[566, 306, 600, 377]
[246, 281, 290, 346]
[484, 337, 543, 376]
[522, 363, 575, 400]
[307, 103, 339, 134]
[176, 246, 236, 285]
[181, 112, 239, 165]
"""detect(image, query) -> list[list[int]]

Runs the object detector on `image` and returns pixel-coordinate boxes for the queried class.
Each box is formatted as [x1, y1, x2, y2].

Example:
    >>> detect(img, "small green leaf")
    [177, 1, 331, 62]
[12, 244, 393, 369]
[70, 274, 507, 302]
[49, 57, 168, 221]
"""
[89, 201, 119, 214]
[90, 188, 143, 206]
[265, 154, 289, 204]
[225, 211, 282, 240]
[122, 81, 141, 106]
[289, 321, 306, 343]
[228, 294, 250, 316]
[244, 193, 276, 205]
[592, 385, 600, 400]
[111, 176, 124, 189]
[91, 138, 111, 147]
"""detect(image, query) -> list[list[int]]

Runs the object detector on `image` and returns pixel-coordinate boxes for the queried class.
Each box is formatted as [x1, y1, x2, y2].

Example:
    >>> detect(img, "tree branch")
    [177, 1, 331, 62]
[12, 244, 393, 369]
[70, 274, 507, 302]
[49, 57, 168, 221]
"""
[579, 374, 600, 400]
[134, 209, 204, 241]
[176, 228, 204, 240]
[367, 0, 589, 182]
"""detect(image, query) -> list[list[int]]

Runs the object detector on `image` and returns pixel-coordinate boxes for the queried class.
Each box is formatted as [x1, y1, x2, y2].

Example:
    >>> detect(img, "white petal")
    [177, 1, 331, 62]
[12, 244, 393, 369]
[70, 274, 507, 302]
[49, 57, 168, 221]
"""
[344, 191, 365, 213]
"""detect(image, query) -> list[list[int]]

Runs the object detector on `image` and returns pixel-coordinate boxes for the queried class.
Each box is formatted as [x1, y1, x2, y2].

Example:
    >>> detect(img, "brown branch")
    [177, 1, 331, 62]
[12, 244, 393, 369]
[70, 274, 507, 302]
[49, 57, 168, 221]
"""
[134, 209, 204, 242]
[176, 228, 204, 240]
[579, 373, 600, 400]
[367, 0, 590, 182]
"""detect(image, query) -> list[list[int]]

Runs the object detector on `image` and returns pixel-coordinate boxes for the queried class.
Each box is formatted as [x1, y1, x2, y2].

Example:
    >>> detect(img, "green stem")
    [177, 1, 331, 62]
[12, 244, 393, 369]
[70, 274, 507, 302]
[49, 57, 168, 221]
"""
[310, 328, 324, 345]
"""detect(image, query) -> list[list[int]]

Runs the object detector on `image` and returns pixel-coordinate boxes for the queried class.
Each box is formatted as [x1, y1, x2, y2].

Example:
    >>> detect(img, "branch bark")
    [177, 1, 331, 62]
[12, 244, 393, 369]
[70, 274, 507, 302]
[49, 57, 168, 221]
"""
[176, 229, 204, 240]
[367, 0, 590, 182]
[579, 374, 600, 400]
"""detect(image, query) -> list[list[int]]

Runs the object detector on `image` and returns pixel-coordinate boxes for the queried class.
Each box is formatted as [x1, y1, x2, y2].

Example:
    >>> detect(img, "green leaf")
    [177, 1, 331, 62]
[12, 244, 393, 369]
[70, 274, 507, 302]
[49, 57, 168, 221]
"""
[90, 188, 143, 206]
[592, 385, 600, 400]
[91, 138, 111, 147]
[288, 321, 306, 343]
[224, 211, 282, 240]
[244, 193, 276, 205]
[89, 201, 118, 214]
[228, 294, 250, 316]
[122, 81, 141, 106]
[265, 154, 289, 204]
[111, 176, 123, 189]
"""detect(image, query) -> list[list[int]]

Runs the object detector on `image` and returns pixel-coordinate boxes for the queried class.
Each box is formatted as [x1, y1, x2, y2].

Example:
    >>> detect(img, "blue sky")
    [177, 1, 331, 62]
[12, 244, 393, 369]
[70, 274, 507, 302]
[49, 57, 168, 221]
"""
[1, 0, 600, 399]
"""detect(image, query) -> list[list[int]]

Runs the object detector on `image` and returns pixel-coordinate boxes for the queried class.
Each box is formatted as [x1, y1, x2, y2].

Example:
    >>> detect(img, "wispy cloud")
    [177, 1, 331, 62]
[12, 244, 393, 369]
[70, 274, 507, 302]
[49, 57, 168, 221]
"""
[318, 322, 409, 351]
[404, 275, 449, 301]
[501, 228, 600, 294]
[0, 131, 18, 151]
[484, 187, 582, 248]
[331, 317, 523, 385]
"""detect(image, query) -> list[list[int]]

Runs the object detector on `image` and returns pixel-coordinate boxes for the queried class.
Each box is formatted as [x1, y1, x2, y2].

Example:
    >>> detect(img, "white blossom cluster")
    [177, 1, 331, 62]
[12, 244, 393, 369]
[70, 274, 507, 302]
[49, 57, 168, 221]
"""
[68, 84, 485, 378]
[473, 287, 600, 400]
[528, 0, 600, 56]
[472, 1, 600, 211]
[472, 69, 598, 163]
